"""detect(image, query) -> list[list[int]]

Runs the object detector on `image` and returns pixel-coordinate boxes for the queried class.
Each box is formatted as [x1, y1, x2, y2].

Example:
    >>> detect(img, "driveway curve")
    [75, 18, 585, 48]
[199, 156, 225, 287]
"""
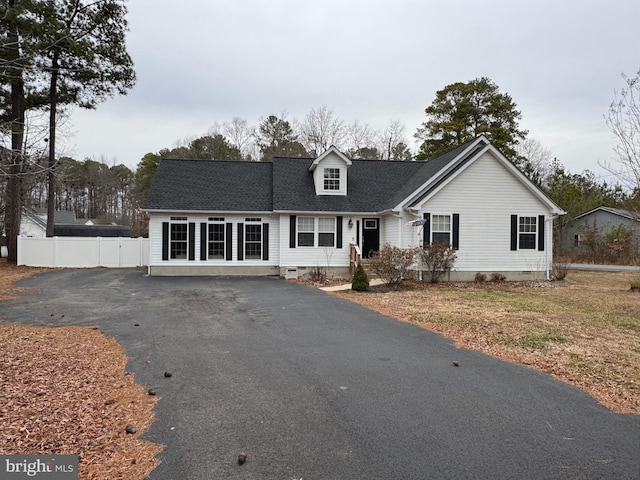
[1, 269, 638, 479]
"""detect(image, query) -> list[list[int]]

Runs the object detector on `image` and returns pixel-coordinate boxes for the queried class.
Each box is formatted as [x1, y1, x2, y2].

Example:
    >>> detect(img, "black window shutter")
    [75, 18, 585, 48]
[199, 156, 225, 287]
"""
[225, 223, 232, 261]
[538, 215, 545, 251]
[162, 222, 169, 260]
[237, 223, 244, 261]
[423, 213, 430, 247]
[336, 216, 343, 248]
[510, 215, 518, 251]
[452, 213, 460, 250]
[289, 215, 296, 248]
[200, 223, 207, 261]
[262, 223, 269, 260]
[188, 222, 196, 261]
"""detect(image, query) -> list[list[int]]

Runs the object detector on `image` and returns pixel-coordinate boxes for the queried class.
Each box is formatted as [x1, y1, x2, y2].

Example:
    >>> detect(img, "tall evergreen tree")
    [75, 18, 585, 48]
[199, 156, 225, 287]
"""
[414, 77, 527, 161]
[37, 0, 136, 236]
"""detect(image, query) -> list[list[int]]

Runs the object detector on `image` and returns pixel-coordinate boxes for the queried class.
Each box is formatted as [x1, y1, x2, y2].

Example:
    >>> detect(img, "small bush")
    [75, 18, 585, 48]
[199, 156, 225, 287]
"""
[552, 261, 569, 281]
[630, 278, 640, 292]
[418, 243, 457, 283]
[369, 244, 420, 284]
[351, 263, 370, 291]
[308, 265, 326, 283]
[474, 273, 487, 283]
[490, 273, 506, 282]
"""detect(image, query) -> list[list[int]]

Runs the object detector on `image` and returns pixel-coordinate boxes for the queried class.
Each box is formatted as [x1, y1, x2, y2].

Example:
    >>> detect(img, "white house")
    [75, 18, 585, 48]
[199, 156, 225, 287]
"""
[142, 136, 565, 280]
[20, 207, 78, 237]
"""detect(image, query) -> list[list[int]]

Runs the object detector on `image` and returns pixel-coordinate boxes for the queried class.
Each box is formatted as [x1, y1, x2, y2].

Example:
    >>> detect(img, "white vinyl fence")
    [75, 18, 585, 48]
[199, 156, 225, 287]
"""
[17, 237, 149, 268]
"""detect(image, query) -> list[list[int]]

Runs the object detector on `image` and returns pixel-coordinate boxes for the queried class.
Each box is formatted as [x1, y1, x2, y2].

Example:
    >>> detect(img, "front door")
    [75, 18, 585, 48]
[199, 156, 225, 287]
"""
[362, 218, 379, 258]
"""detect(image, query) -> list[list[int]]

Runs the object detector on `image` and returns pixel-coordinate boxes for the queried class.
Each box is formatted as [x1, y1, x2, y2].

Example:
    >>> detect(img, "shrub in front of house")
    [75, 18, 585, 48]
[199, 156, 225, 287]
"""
[475, 272, 487, 283]
[418, 242, 457, 283]
[369, 244, 421, 284]
[551, 261, 569, 281]
[351, 263, 370, 291]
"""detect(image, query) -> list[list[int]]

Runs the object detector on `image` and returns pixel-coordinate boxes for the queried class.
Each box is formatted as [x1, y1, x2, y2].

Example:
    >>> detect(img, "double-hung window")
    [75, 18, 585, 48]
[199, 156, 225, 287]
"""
[431, 215, 451, 245]
[297, 217, 315, 246]
[318, 218, 336, 247]
[170, 217, 188, 259]
[207, 218, 225, 259]
[323, 168, 340, 191]
[519, 216, 537, 249]
[244, 218, 262, 259]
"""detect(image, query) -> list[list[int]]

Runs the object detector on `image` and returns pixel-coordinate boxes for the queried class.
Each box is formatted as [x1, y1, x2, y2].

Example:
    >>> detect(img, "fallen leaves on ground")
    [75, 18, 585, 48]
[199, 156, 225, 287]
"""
[0, 260, 163, 479]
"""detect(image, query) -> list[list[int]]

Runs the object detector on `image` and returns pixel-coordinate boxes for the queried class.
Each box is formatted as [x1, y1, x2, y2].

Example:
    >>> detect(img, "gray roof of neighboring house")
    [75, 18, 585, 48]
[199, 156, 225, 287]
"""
[31, 207, 77, 224]
[575, 206, 640, 221]
[143, 139, 484, 213]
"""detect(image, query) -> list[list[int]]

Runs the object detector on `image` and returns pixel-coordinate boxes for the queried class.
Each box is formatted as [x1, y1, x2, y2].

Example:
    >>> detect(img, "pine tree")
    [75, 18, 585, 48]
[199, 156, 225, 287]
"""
[351, 263, 370, 291]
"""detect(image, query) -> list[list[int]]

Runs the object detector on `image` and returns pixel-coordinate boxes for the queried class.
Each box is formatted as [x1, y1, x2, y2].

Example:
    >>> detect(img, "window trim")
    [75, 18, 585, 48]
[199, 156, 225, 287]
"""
[296, 216, 339, 247]
[518, 216, 537, 250]
[244, 219, 263, 260]
[431, 214, 451, 245]
[323, 167, 340, 191]
[207, 221, 225, 260]
[318, 217, 336, 247]
[297, 216, 315, 247]
[169, 221, 188, 260]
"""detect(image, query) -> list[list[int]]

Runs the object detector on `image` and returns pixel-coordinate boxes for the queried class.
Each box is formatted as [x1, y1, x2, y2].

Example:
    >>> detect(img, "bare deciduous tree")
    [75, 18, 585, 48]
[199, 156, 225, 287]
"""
[603, 69, 640, 191]
[297, 105, 346, 156]
[515, 138, 552, 182]
[222, 117, 256, 160]
[345, 120, 379, 158]
[380, 119, 411, 160]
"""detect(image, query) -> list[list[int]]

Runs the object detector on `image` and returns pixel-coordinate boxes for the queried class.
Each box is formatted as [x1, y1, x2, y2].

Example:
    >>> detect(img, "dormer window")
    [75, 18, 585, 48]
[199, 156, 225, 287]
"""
[309, 146, 351, 196]
[324, 168, 340, 191]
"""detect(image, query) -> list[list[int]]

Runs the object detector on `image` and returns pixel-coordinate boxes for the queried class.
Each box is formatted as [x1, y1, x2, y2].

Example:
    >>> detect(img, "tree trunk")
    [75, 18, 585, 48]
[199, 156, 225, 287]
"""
[46, 51, 59, 237]
[5, 0, 25, 263]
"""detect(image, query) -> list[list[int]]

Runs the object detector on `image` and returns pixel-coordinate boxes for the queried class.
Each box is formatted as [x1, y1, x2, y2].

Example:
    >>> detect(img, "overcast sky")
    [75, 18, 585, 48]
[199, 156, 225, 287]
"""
[67, 0, 639, 180]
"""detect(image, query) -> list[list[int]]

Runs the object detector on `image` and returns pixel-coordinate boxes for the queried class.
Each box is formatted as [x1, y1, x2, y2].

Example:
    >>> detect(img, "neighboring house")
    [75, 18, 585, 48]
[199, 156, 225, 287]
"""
[20, 207, 131, 237]
[564, 206, 640, 254]
[142, 136, 565, 279]
[20, 207, 78, 237]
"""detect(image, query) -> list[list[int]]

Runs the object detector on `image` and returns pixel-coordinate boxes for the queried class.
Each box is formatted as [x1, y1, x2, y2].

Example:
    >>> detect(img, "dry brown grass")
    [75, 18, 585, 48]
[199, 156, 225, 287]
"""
[0, 260, 163, 479]
[334, 271, 640, 415]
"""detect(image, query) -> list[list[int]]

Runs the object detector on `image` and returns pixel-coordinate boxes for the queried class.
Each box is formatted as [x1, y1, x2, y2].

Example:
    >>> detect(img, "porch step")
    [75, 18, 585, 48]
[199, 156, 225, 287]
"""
[353, 259, 377, 280]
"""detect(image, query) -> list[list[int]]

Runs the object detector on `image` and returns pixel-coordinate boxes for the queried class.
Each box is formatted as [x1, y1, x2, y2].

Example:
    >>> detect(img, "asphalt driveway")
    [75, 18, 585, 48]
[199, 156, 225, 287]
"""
[1, 269, 638, 479]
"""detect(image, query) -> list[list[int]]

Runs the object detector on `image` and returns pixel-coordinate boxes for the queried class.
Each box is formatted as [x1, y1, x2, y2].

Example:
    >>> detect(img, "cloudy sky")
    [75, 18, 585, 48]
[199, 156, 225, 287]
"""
[68, 0, 639, 179]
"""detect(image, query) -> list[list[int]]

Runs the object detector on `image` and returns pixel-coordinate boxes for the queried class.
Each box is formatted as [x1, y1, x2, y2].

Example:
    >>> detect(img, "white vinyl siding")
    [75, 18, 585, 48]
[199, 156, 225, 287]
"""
[312, 153, 347, 195]
[148, 214, 279, 268]
[413, 151, 550, 272]
[280, 215, 350, 268]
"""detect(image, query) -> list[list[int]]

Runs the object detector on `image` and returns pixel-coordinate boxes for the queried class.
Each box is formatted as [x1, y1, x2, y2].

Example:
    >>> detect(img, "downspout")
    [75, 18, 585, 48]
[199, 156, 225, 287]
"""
[547, 215, 556, 280]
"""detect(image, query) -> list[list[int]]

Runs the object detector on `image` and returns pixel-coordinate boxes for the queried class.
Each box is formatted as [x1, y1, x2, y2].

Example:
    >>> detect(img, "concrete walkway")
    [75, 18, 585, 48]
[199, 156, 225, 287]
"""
[320, 278, 385, 291]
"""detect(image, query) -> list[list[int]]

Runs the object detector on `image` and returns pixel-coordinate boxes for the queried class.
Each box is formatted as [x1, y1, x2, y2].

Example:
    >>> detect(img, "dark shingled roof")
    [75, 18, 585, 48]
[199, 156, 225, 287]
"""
[143, 159, 273, 211]
[53, 224, 131, 237]
[143, 139, 483, 213]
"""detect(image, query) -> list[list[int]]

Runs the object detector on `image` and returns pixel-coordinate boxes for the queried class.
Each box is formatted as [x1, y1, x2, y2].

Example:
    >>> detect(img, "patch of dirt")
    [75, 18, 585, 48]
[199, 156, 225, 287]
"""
[0, 260, 163, 479]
